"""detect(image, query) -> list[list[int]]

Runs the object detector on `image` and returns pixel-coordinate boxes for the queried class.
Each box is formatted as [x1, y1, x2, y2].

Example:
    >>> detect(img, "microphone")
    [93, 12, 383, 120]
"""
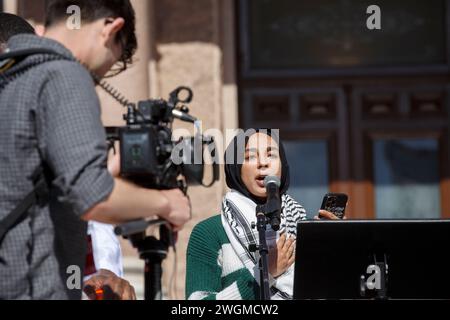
[264, 176, 281, 231]
[172, 109, 197, 123]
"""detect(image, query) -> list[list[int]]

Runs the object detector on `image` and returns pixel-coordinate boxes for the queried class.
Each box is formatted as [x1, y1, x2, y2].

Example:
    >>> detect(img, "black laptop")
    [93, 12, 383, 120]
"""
[294, 220, 450, 300]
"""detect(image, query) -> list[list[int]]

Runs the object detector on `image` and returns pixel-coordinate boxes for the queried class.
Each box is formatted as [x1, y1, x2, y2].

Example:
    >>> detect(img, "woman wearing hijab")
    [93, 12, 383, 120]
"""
[186, 129, 340, 300]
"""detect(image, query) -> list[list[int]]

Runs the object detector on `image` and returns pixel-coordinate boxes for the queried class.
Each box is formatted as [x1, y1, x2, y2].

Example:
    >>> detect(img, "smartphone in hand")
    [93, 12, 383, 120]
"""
[320, 193, 348, 219]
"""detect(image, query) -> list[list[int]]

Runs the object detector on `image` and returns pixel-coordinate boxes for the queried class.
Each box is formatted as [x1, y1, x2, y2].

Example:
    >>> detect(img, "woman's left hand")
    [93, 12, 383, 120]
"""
[314, 210, 347, 220]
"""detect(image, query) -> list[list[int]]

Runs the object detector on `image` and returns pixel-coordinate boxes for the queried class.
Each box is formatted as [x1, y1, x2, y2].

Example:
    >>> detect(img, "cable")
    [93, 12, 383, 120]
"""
[96, 78, 133, 108]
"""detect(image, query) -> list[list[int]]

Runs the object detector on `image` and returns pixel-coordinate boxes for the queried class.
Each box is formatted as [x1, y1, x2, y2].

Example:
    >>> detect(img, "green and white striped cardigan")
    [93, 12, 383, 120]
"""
[186, 215, 261, 300]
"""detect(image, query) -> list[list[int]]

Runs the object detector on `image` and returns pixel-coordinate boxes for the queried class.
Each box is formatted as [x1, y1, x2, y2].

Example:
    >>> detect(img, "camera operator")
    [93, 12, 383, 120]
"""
[0, 0, 190, 300]
[1, 11, 139, 301]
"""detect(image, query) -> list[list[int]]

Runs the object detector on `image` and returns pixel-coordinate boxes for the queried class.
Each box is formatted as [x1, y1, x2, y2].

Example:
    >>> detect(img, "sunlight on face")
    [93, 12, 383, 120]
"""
[241, 133, 282, 198]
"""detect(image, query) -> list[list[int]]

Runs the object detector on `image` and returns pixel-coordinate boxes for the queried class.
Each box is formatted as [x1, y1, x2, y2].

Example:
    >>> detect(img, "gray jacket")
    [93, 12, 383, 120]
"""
[0, 34, 114, 300]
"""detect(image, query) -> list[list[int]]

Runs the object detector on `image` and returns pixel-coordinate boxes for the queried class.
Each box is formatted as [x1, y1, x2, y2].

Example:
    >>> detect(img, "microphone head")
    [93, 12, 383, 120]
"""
[172, 109, 197, 123]
[264, 175, 281, 188]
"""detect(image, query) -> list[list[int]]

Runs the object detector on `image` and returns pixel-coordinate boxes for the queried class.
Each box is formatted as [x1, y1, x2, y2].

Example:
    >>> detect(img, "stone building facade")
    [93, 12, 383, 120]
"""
[3, 0, 450, 299]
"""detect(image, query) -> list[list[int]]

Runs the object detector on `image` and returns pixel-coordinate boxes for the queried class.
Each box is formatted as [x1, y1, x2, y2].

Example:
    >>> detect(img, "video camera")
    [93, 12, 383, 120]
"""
[105, 86, 219, 299]
[105, 86, 219, 192]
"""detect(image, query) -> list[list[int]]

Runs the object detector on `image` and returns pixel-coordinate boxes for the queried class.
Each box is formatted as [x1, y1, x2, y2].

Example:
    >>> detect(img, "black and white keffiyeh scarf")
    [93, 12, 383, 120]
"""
[221, 190, 307, 300]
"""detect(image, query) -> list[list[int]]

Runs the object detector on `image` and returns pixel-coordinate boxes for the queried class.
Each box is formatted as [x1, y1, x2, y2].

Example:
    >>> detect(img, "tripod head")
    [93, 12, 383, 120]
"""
[115, 219, 175, 300]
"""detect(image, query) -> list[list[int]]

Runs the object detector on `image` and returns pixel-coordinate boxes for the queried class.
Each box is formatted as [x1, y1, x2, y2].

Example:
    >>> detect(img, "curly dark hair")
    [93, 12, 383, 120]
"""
[45, 0, 137, 75]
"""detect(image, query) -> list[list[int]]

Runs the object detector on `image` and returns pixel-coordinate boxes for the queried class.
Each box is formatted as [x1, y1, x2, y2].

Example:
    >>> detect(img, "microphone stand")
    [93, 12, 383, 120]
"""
[250, 204, 278, 300]
[255, 204, 271, 300]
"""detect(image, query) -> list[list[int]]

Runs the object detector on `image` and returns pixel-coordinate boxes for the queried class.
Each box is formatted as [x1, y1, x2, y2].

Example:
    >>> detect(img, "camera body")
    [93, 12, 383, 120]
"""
[106, 87, 219, 190]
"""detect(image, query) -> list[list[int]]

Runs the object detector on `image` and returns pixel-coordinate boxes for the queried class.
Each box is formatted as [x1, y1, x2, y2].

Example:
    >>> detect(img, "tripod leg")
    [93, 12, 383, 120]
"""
[145, 260, 163, 300]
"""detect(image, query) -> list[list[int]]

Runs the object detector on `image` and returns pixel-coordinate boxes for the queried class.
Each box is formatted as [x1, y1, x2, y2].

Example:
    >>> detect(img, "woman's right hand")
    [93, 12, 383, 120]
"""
[268, 233, 296, 278]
